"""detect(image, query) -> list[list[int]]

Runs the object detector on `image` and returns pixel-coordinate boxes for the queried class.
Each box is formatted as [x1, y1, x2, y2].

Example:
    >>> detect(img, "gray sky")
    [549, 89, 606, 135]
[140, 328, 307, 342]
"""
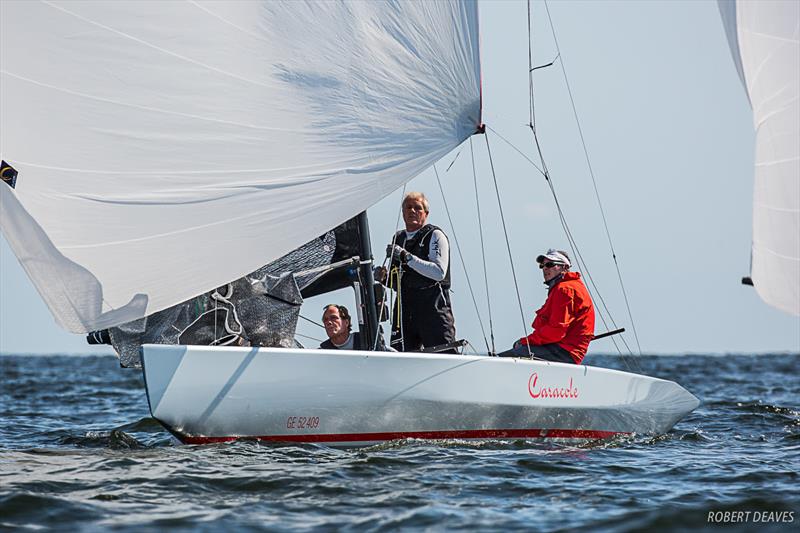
[1, 0, 798, 356]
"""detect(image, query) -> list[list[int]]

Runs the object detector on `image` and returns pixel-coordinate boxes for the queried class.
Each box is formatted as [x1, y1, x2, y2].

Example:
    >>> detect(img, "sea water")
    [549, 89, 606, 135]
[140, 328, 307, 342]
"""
[1, 353, 797, 531]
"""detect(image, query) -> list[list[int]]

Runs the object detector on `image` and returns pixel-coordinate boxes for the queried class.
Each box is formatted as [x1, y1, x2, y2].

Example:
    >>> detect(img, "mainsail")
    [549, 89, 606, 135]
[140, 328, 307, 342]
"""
[0, 1, 481, 333]
[718, 0, 800, 316]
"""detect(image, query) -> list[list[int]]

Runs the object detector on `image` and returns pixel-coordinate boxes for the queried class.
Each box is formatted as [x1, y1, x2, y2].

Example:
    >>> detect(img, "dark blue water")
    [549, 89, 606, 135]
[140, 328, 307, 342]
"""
[1, 353, 798, 531]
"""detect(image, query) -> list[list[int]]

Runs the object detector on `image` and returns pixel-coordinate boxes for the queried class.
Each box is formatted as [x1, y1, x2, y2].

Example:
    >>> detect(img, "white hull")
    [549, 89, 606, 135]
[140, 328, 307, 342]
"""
[141, 345, 699, 446]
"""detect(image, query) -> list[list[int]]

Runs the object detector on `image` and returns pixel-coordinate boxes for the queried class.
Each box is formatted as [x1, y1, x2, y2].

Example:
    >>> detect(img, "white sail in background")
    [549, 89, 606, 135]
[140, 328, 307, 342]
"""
[0, 1, 482, 332]
[718, 0, 800, 316]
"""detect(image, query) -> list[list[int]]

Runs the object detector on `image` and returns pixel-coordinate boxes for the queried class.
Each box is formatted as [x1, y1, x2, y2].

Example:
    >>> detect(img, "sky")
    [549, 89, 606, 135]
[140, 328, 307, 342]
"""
[1, 0, 798, 356]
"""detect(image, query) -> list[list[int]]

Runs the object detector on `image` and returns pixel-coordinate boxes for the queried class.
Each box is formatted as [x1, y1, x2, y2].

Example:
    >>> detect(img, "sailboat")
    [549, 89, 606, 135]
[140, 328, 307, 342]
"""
[1, 1, 701, 446]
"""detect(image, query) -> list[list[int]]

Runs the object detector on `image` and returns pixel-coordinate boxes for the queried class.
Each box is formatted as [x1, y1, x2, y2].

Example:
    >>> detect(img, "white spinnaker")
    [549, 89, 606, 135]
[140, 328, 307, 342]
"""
[0, 1, 481, 332]
[718, 0, 800, 316]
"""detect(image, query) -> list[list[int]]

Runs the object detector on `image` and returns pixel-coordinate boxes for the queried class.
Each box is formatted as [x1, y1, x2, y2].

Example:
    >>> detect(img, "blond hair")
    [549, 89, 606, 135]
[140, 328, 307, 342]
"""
[402, 191, 429, 213]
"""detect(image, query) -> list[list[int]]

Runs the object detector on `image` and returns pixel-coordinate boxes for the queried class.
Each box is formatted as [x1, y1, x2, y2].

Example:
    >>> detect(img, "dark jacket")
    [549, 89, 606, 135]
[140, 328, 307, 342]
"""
[320, 332, 362, 350]
[391, 224, 451, 290]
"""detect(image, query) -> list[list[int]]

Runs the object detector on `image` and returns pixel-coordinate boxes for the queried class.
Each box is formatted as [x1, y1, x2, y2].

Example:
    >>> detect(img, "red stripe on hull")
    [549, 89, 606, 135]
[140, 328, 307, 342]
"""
[178, 428, 624, 445]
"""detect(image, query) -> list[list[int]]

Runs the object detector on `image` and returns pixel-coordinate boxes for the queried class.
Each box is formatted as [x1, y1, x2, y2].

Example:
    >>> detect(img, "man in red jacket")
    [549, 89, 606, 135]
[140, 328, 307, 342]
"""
[499, 249, 595, 364]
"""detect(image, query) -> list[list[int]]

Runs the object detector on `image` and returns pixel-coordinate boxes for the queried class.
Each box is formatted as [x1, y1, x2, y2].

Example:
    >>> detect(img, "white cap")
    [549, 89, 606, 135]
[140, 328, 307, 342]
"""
[536, 248, 571, 268]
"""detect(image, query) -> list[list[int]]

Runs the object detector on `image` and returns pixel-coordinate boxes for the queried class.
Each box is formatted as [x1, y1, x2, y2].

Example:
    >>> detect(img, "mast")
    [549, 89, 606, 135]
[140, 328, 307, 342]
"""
[356, 211, 379, 350]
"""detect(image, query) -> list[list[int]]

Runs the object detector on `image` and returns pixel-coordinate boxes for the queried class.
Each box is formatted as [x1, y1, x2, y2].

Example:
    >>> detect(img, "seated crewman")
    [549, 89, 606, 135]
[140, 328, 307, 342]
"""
[319, 304, 362, 350]
[498, 249, 595, 364]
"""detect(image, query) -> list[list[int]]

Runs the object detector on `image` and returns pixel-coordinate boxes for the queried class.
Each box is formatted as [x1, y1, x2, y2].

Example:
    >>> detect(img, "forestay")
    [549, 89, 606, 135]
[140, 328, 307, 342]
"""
[718, 0, 800, 316]
[0, 0, 481, 332]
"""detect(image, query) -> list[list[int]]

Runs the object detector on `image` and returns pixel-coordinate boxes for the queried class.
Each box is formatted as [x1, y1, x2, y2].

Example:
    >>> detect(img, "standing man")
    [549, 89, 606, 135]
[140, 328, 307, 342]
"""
[379, 192, 456, 352]
[500, 249, 595, 364]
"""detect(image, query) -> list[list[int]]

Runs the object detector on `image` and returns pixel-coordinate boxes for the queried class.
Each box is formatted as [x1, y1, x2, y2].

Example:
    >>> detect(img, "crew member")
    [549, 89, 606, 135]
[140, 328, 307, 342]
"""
[499, 249, 595, 364]
[319, 304, 362, 350]
[378, 192, 456, 352]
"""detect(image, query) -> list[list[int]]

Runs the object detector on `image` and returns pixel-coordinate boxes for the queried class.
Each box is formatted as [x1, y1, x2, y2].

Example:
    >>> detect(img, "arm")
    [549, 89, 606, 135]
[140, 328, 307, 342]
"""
[375, 231, 404, 286]
[530, 287, 574, 345]
[405, 229, 449, 281]
[519, 287, 574, 345]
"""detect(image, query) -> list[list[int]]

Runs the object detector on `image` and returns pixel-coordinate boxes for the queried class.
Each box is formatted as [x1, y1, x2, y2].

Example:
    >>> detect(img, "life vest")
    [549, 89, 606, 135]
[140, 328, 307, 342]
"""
[391, 224, 451, 291]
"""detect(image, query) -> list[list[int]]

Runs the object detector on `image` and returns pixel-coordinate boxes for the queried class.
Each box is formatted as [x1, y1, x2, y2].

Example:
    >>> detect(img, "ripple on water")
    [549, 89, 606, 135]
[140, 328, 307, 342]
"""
[0, 353, 798, 531]
[0, 493, 105, 526]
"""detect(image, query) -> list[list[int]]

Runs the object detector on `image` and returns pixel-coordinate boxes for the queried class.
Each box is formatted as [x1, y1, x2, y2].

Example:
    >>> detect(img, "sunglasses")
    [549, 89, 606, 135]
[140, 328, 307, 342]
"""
[539, 261, 562, 269]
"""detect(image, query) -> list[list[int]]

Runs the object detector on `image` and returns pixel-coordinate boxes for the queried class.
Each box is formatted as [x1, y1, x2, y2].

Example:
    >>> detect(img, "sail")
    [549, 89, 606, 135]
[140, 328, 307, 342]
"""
[0, 0, 481, 333]
[718, 0, 800, 316]
[104, 215, 370, 368]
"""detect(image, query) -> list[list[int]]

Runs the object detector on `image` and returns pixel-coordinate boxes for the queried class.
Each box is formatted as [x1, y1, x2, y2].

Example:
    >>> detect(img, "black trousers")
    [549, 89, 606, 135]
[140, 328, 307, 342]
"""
[391, 286, 456, 353]
[497, 342, 576, 364]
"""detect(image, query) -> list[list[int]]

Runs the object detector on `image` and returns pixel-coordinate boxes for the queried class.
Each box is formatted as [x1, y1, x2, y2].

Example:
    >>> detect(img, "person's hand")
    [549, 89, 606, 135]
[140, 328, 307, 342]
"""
[375, 266, 388, 283]
[386, 244, 408, 263]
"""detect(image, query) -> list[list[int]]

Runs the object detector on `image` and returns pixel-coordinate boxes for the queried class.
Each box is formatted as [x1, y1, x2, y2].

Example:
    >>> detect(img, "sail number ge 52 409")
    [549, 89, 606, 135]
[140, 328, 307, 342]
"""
[286, 416, 320, 429]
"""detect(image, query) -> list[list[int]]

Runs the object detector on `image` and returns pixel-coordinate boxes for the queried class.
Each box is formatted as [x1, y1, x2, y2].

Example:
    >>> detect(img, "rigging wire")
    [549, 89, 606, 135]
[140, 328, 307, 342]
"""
[522, 115, 637, 364]
[520, 2, 636, 366]
[295, 332, 325, 344]
[445, 148, 463, 172]
[527, 0, 535, 129]
[470, 138, 496, 353]
[299, 313, 325, 329]
[486, 126, 628, 357]
[393, 185, 408, 242]
[535, 138, 632, 359]
[531, 54, 560, 72]
[542, 0, 642, 356]
[434, 163, 491, 353]
[516, 1, 641, 371]
[485, 125, 546, 177]
[483, 133, 530, 346]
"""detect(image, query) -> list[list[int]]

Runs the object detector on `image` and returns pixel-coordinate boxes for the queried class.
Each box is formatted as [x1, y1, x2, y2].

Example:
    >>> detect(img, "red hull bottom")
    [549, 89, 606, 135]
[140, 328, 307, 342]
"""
[178, 427, 626, 445]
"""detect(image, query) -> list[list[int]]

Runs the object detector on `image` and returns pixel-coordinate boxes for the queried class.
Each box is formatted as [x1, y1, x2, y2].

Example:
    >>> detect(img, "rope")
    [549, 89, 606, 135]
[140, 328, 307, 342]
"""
[382, 185, 407, 351]
[389, 267, 402, 318]
[394, 264, 404, 350]
[470, 138, 496, 353]
[433, 164, 491, 353]
[543, 0, 642, 356]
